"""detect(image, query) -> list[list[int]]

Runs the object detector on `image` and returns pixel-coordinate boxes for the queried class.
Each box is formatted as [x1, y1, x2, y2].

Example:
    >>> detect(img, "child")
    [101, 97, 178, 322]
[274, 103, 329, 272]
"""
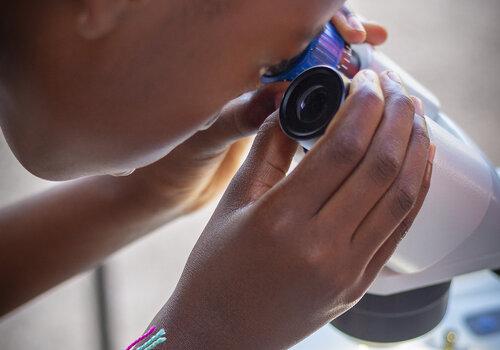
[0, 1, 433, 348]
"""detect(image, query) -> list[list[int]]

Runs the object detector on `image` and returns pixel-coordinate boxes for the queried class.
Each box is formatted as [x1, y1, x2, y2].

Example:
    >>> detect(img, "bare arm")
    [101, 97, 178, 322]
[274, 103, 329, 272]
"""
[0, 175, 183, 316]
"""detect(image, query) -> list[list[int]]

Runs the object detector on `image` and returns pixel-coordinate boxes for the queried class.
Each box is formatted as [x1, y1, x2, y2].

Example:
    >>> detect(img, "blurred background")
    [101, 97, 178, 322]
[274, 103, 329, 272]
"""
[0, 0, 499, 349]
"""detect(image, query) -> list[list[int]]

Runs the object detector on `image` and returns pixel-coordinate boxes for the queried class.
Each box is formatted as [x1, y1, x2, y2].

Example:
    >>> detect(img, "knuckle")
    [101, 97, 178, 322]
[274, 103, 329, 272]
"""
[392, 185, 419, 218]
[258, 202, 292, 237]
[267, 214, 292, 236]
[329, 133, 366, 165]
[348, 284, 368, 304]
[300, 249, 332, 282]
[370, 148, 402, 184]
[387, 94, 415, 116]
[422, 174, 432, 193]
[303, 249, 327, 270]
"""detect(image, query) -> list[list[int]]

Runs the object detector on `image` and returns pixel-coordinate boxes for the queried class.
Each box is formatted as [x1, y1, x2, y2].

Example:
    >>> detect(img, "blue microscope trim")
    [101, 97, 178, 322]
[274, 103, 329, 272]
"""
[262, 22, 346, 84]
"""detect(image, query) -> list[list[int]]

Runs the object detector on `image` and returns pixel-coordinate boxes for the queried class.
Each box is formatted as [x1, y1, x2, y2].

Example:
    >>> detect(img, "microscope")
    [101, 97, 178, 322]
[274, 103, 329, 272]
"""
[263, 23, 500, 345]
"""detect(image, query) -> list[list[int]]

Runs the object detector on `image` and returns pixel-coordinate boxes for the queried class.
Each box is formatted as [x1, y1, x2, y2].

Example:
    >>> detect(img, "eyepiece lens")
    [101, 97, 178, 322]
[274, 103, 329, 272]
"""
[297, 86, 329, 124]
[280, 66, 346, 140]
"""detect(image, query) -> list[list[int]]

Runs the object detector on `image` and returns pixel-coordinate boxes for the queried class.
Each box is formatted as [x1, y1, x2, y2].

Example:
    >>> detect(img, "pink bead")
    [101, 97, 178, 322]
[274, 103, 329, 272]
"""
[125, 326, 157, 350]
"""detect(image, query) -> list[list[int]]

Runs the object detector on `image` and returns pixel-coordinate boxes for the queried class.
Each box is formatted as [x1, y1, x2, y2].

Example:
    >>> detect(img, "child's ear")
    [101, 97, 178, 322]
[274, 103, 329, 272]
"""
[76, 0, 136, 39]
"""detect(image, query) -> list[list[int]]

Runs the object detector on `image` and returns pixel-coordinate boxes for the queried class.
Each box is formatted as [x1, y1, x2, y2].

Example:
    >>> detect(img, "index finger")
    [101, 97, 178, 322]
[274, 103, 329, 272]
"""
[267, 70, 385, 217]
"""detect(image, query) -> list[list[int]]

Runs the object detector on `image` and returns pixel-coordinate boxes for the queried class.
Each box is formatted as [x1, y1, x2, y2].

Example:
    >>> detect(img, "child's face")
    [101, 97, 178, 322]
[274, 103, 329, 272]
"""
[0, 0, 345, 180]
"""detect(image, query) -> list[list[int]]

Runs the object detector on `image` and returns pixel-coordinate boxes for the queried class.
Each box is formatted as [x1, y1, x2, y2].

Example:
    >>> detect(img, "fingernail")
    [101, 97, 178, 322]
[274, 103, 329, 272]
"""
[415, 114, 431, 149]
[428, 144, 436, 164]
[422, 114, 430, 141]
[386, 70, 402, 84]
[423, 144, 435, 183]
[361, 69, 377, 79]
[425, 162, 433, 184]
[352, 70, 371, 88]
[355, 69, 378, 85]
[348, 15, 365, 32]
[351, 69, 383, 100]
[411, 96, 424, 116]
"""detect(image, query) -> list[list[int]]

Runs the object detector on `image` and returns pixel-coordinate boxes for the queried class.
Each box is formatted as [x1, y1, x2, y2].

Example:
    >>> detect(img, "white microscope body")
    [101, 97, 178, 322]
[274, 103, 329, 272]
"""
[349, 44, 500, 295]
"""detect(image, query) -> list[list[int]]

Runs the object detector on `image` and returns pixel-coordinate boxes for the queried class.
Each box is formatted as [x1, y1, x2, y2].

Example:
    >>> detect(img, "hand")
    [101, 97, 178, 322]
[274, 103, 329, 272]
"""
[124, 11, 388, 215]
[126, 83, 287, 214]
[154, 70, 433, 349]
[332, 5, 388, 45]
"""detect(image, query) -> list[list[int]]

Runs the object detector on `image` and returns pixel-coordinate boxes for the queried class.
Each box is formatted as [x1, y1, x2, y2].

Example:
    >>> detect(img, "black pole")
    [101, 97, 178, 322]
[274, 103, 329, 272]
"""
[94, 265, 112, 350]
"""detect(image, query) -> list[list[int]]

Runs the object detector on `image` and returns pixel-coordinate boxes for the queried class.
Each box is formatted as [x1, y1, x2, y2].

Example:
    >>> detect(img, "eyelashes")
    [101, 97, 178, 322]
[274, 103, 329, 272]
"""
[263, 59, 295, 77]
[262, 46, 309, 77]
[261, 23, 327, 78]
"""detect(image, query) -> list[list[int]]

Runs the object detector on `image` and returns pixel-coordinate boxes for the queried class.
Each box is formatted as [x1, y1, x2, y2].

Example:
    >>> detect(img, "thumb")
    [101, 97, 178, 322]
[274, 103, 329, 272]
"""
[221, 113, 298, 209]
[192, 82, 288, 157]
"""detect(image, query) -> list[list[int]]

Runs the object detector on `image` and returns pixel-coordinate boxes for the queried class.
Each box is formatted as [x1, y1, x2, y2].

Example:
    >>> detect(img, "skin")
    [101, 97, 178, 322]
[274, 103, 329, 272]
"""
[0, 0, 433, 349]
[0, 0, 386, 179]
[154, 71, 433, 349]
[0, 1, 389, 316]
[0, 85, 288, 315]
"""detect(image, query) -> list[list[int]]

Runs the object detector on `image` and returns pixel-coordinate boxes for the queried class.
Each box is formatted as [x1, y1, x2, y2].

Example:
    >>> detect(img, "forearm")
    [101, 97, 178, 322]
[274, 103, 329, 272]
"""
[0, 175, 186, 316]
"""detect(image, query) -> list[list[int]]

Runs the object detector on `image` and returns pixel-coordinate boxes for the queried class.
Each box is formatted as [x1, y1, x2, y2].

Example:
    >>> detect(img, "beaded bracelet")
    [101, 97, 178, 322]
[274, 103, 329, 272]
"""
[126, 326, 167, 350]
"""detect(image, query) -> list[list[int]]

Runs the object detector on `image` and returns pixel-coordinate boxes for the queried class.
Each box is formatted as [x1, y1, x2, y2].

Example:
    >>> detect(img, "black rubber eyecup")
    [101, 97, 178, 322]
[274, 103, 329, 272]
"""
[280, 66, 347, 141]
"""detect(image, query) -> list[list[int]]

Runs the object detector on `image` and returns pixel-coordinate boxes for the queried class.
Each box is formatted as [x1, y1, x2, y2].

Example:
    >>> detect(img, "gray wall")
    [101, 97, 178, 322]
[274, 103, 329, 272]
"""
[351, 0, 500, 164]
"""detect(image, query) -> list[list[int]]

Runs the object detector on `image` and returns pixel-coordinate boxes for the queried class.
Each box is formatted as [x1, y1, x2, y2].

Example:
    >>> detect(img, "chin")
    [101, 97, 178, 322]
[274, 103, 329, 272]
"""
[13, 152, 92, 181]
[3, 136, 97, 181]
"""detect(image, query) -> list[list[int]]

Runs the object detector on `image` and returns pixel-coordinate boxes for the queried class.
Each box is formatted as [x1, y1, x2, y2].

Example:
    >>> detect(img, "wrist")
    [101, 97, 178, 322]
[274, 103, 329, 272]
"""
[112, 172, 196, 219]
[155, 295, 239, 350]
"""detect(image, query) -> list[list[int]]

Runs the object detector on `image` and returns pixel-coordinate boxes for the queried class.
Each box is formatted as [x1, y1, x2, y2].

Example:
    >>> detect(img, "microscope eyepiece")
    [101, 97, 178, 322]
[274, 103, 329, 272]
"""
[280, 66, 347, 140]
